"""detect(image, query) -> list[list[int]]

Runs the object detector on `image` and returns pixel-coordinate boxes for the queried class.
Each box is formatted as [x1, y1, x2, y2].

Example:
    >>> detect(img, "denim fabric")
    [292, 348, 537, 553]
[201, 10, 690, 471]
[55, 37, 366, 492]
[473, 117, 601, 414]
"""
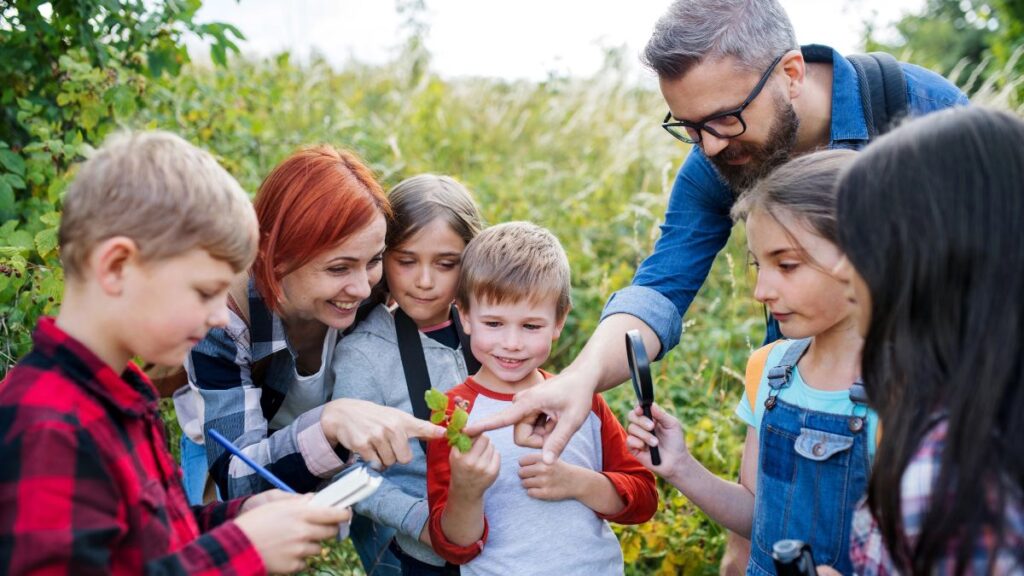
[747, 399, 871, 575]
[601, 44, 968, 357]
[351, 513, 401, 575]
[179, 435, 209, 506]
[735, 340, 880, 461]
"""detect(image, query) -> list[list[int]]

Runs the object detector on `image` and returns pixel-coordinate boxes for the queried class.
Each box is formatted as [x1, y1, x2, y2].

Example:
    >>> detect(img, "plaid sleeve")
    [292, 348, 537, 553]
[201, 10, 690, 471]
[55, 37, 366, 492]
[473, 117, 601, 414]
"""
[192, 497, 250, 531]
[189, 319, 344, 499]
[146, 524, 264, 575]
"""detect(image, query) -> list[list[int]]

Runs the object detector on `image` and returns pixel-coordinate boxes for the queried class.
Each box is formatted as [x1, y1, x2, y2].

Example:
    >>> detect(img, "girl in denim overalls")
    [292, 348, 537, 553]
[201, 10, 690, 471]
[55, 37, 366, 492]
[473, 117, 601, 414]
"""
[626, 149, 877, 575]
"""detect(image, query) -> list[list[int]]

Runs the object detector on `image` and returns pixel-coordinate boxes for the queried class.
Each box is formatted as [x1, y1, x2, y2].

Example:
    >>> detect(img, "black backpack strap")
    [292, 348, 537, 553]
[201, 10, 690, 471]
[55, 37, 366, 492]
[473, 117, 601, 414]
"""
[450, 305, 481, 374]
[848, 52, 909, 137]
[395, 308, 433, 454]
[872, 52, 908, 130]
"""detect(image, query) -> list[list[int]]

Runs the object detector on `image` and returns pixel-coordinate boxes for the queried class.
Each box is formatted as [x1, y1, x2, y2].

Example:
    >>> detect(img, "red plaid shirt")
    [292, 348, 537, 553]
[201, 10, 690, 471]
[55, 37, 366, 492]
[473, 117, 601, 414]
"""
[0, 318, 264, 575]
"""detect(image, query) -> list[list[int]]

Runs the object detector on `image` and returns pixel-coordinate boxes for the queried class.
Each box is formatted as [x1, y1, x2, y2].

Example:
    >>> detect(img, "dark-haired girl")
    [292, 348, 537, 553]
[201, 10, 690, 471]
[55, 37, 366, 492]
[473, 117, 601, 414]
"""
[833, 107, 1024, 574]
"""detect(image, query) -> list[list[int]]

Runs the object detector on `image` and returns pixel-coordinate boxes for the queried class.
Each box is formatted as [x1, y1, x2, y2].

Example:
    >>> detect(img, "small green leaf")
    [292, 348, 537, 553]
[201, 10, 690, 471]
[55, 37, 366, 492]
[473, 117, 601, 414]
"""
[449, 407, 468, 433]
[210, 42, 227, 67]
[38, 268, 64, 302]
[5, 254, 27, 273]
[424, 389, 448, 411]
[35, 228, 58, 257]
[39, 212, 61, 227]
[0, 150, 24, 176]
[104, 85, 136, 119]
[80, 105, 102, 130]
[453, 434, 472, 453]
[0, 178, 13, 216]
[8, 230, 33, 251]
[47, 177, 67, 203]
[3, 173, 25, 190]
[446, 427, 460, 441]
[430, 411, 445, 424]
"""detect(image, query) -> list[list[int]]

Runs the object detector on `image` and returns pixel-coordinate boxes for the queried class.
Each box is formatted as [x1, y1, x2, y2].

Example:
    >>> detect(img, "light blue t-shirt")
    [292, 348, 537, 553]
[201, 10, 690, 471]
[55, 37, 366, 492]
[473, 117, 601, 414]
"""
[735, 339, 879, 459]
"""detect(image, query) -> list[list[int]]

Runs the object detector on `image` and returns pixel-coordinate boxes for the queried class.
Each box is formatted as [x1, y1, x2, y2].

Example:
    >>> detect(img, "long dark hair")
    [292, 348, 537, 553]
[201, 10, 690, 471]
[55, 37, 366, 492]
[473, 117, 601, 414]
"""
[836, 107, 1024, 574]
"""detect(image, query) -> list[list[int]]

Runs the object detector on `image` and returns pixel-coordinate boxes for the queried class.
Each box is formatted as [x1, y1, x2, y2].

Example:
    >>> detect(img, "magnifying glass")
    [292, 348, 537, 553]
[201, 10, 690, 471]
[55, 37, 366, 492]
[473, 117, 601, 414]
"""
[625, 329, 660, 465]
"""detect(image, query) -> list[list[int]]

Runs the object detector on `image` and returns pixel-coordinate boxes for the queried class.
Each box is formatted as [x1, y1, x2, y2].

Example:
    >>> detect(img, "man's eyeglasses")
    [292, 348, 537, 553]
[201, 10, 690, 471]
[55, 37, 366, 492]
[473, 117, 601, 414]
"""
[661, 52, 787, 145]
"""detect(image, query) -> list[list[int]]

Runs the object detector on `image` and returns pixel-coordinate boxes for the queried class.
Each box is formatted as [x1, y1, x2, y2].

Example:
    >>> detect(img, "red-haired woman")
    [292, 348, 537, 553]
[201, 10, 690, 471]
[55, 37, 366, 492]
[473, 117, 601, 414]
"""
[175, 146, 443, 507]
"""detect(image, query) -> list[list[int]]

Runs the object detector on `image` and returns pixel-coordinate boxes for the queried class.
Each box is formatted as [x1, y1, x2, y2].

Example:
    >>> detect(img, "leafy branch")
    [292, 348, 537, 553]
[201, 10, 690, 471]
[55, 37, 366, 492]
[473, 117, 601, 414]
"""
[425, 389, 472, 453]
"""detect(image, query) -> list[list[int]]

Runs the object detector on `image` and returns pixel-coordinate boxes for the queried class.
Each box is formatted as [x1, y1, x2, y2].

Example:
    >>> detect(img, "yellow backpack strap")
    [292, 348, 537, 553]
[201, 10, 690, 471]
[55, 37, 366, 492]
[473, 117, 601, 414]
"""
[744, 341, 780, 413]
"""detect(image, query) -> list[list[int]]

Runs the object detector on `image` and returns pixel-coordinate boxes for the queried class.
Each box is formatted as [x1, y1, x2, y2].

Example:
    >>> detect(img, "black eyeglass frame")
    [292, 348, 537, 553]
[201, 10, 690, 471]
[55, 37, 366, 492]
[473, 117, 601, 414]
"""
[661, 52, 788, 145]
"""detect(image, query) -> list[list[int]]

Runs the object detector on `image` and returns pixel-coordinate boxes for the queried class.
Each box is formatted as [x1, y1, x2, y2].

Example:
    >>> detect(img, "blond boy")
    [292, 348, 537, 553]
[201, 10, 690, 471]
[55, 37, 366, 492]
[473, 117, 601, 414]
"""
[0, 131, 349, 575]
[425, 222, 658, 575]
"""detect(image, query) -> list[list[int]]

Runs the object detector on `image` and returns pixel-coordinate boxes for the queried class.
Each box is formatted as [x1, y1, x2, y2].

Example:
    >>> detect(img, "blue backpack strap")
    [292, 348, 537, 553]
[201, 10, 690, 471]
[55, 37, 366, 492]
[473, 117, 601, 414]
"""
[764, 338, 812, 410]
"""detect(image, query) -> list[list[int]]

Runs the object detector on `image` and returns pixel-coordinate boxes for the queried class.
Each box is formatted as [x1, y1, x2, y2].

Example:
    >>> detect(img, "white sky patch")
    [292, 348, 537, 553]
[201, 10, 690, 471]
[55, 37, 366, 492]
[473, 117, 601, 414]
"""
[187, 0, 926, 82]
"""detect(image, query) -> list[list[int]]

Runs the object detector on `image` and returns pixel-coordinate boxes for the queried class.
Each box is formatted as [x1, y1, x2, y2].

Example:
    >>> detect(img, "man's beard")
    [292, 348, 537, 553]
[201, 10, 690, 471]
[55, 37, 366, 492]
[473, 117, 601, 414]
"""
[710, 94, 799, 195]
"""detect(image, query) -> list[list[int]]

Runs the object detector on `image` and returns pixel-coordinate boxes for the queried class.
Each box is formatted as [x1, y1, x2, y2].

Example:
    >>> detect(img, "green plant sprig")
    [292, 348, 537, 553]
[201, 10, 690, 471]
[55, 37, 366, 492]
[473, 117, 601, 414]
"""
[425, 389, 471, 453]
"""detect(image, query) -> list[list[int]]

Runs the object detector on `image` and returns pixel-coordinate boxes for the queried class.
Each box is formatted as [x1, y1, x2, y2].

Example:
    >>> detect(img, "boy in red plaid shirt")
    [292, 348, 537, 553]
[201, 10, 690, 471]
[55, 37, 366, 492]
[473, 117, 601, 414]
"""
[0, 131, 351, 575]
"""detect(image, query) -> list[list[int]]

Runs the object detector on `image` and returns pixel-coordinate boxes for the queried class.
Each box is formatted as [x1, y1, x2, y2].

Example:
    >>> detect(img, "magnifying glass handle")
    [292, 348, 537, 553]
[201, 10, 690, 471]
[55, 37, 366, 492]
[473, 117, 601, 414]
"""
[641, 404, 661, 465]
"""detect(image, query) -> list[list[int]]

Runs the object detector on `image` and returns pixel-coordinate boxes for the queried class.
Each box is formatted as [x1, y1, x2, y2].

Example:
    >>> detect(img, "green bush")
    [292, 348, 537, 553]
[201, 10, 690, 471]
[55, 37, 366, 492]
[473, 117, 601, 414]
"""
[0, 0, 241, 369]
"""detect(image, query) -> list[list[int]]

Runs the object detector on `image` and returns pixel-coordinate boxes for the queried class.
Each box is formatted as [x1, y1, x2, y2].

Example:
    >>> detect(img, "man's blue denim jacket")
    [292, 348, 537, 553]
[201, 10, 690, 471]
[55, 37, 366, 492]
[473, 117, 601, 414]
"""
[600, 45, 968, 357]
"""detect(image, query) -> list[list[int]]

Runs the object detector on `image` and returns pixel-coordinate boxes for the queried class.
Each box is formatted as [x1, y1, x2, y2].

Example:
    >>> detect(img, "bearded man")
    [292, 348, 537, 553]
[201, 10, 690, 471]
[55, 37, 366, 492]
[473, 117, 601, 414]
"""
[466, 0, 967, 536]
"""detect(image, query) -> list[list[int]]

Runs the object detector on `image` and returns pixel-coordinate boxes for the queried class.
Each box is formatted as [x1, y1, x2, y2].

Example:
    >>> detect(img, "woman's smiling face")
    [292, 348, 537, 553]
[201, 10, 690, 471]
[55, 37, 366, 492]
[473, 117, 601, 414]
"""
[278, 214, 387, 330]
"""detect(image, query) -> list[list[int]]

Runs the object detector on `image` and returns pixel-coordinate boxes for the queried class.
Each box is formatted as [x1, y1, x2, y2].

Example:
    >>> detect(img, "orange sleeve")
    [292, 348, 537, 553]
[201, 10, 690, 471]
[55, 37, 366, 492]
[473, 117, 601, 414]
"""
[425, 384, 489, 564]
[592, 395, 659, 524]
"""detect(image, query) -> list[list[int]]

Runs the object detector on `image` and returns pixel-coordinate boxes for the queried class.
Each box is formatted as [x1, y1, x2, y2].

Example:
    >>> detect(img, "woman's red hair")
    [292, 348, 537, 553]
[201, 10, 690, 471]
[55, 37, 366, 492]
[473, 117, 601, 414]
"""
[252, 145, 390, 312]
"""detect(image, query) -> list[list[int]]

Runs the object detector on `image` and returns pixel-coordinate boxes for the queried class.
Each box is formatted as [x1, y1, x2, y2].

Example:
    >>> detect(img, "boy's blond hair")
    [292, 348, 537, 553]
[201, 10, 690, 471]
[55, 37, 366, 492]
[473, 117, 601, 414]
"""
[457, 221, 572, 319]
[59, 131, 257, 278]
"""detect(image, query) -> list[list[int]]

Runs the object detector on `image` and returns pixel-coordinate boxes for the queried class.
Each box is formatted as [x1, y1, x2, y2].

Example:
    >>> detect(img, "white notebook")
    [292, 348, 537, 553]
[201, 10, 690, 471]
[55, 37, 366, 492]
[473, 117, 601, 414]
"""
[310, 465, 383, 509]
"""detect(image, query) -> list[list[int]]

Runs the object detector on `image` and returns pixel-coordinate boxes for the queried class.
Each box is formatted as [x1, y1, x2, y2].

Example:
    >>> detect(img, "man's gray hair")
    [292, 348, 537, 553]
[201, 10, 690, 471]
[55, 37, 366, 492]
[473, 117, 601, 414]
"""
[642, 0, 798, 80]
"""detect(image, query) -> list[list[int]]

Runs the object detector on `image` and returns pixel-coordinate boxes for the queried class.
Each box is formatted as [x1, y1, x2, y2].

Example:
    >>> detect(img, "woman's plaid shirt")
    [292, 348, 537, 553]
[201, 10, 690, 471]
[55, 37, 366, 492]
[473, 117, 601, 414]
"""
[850, 418, 1024, 575]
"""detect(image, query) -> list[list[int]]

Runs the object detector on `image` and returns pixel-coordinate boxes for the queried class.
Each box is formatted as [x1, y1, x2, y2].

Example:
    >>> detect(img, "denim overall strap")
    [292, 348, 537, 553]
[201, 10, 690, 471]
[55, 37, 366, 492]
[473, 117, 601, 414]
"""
[746, 342, 871, 576]
[764, 338, 812, 410]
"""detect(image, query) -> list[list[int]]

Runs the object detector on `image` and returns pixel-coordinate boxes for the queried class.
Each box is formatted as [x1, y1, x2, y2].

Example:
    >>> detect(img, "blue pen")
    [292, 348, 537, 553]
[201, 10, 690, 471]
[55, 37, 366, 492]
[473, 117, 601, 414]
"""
[207, 428, 297, 494]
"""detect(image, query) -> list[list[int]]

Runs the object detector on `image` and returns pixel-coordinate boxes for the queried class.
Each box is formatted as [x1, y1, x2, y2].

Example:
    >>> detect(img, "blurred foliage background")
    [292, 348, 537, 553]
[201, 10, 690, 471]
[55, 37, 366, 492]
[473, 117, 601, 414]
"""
[864, 0, 1024, 103]
[1, 0, 1021, 573]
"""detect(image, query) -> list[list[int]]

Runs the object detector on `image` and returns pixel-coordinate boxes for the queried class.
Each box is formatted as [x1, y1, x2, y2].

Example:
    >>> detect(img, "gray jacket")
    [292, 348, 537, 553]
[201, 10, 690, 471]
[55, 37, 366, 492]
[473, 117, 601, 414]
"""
[331, 304, 469, 566]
